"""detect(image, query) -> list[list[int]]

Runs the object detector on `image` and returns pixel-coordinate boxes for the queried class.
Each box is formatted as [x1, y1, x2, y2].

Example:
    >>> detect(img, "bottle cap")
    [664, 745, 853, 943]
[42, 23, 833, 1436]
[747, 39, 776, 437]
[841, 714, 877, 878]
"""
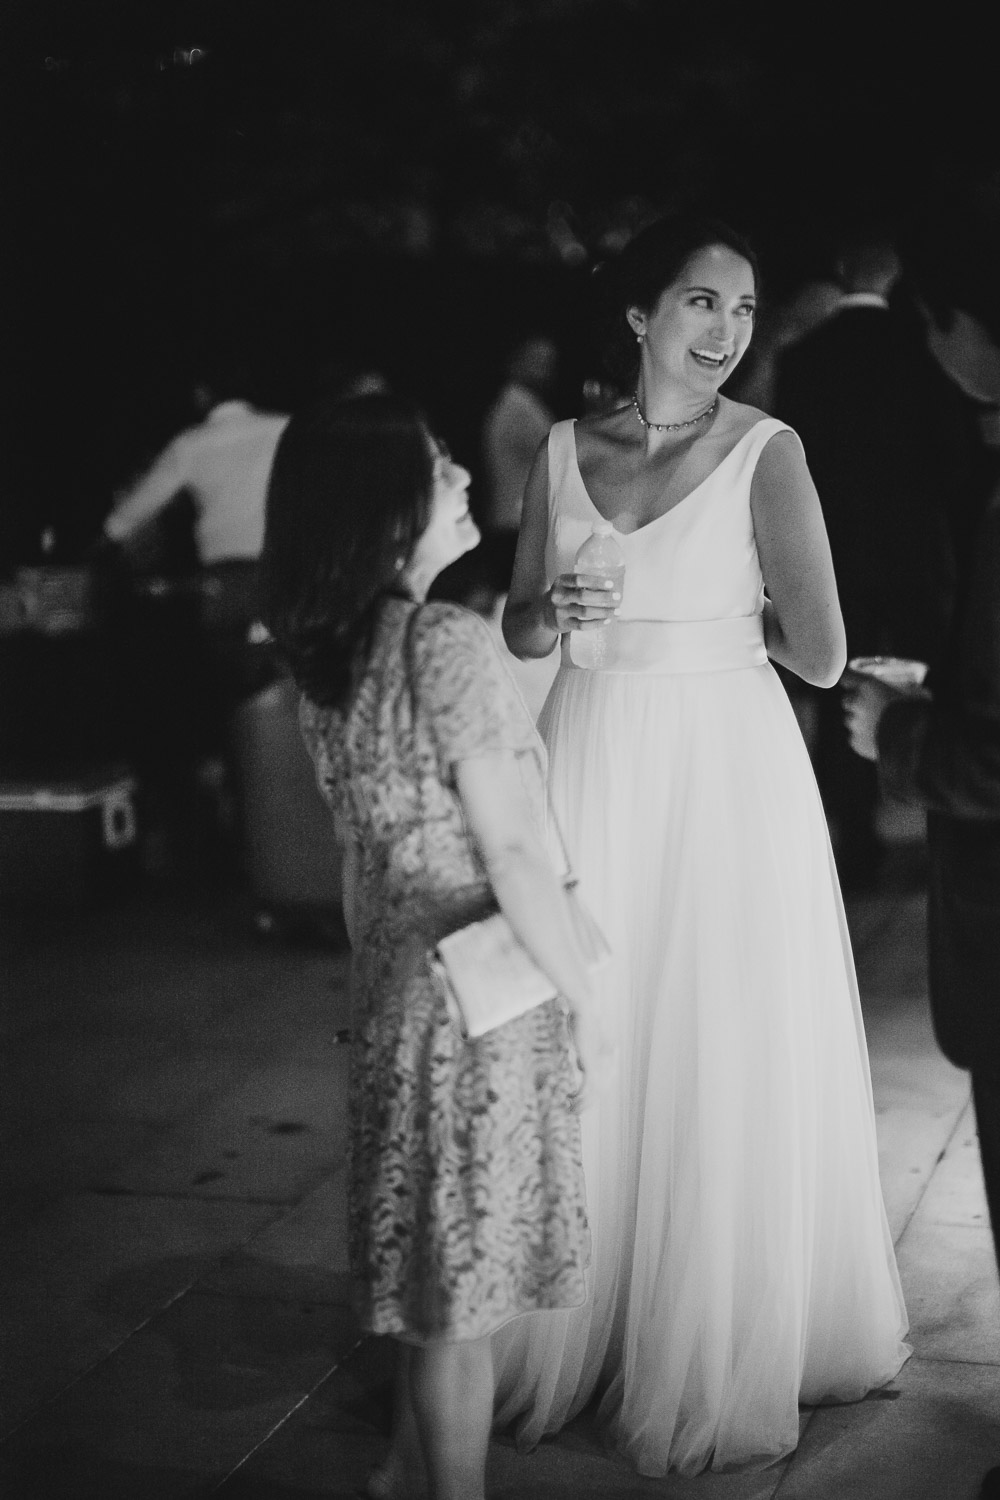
[592, 520, 614, 536]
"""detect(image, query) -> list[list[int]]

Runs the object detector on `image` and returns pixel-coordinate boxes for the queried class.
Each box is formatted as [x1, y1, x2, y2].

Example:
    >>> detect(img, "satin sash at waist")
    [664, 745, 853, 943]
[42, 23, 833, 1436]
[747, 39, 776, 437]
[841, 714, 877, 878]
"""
[562, 613, 768, 675]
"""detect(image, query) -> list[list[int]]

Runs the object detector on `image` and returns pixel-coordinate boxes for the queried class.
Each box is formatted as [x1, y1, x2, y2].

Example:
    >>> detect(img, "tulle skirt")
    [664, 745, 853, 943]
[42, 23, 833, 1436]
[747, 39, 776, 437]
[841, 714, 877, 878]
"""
[492, 658, 910, 1476]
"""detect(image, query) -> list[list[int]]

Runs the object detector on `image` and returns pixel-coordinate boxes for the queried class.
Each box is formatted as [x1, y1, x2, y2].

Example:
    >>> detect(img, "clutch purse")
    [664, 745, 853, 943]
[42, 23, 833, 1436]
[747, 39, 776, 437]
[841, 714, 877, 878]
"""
[434, 880, 610, 1040]
[402, 605, 610, 1041]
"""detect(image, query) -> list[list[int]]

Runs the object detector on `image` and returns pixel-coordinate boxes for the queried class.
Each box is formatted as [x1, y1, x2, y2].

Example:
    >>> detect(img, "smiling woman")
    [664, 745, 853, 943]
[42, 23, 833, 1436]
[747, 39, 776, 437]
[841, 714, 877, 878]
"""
[494, 213, 909, 1477]
[592, 216, 759, 387]
[627, 243, 757, 412]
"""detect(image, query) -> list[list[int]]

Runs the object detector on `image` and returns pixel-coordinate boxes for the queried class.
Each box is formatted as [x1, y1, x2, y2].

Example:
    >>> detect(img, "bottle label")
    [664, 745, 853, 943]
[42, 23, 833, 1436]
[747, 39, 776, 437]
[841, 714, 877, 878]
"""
[569, 620, 618, 669]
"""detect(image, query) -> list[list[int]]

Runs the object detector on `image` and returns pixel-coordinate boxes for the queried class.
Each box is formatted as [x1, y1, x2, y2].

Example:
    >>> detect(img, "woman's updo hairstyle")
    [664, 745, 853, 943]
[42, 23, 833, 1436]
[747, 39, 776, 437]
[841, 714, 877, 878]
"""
[260, 393, 434, 708]
[593, 213, 760, 385]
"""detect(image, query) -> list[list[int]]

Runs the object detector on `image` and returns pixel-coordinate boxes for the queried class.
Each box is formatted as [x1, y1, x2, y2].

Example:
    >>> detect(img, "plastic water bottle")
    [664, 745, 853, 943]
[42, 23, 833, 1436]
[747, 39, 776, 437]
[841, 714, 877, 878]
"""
[570, 520, 625, 668]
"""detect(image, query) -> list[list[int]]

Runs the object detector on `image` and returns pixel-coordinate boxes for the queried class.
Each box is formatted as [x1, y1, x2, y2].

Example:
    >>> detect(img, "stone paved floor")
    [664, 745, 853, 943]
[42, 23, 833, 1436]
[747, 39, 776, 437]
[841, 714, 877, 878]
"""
[1, 859, 997, 1499]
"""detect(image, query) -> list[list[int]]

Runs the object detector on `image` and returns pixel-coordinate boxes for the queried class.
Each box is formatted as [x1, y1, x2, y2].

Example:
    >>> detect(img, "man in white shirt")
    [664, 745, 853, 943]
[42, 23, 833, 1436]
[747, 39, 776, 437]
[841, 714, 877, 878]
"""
[96, 384, 289, 876]
[105, 395, 289, 567]
[106, 387, 291, 819]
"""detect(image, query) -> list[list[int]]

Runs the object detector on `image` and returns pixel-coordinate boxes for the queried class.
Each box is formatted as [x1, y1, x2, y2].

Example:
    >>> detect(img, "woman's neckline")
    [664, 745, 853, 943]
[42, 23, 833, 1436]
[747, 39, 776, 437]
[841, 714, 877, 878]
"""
[570, 416, 772, 537]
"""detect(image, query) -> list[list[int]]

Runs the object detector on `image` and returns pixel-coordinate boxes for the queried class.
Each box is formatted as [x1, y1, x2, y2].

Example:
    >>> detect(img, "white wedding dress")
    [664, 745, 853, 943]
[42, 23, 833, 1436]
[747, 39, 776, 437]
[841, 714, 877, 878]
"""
[492, 416, 910, 1476]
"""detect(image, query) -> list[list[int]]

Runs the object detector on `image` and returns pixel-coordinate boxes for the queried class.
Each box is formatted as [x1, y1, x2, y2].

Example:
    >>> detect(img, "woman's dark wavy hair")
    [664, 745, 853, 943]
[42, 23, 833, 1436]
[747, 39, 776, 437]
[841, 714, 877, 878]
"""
[260, 393, 434, 708]
[593, 214, 760, 385]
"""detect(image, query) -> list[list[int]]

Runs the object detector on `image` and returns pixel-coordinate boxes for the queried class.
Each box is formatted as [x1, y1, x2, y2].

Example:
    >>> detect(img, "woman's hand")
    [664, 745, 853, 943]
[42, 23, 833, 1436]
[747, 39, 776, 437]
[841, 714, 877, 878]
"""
[546, 572, 621, 634]
[568, 1000, 617, 1113]
[842, 674, 911, 761]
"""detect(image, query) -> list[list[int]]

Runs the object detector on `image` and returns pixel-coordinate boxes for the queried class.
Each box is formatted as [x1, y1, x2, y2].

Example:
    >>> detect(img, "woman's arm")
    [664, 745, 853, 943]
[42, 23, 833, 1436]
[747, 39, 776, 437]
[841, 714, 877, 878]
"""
[502, 443, 560, 659]
[751, 430, 847, 688]
[502, 440, 619, 660]
[455, 751, 614, 1102]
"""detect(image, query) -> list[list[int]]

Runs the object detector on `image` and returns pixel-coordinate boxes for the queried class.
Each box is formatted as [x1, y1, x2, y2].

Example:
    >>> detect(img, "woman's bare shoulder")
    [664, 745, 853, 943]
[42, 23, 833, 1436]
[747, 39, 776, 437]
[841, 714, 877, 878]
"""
[750, 421, 813, 501]
[574, 402, 634, 461]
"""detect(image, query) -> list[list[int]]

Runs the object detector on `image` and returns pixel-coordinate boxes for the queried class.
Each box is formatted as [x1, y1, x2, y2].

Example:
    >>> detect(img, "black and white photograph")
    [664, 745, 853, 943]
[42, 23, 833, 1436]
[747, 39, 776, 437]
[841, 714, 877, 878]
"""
[2, 4, 1000, 1497]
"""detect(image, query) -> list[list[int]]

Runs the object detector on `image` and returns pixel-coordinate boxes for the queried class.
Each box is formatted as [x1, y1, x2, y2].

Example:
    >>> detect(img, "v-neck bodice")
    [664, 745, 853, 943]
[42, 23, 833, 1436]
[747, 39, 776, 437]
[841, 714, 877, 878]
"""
[545, 415, 794, 625]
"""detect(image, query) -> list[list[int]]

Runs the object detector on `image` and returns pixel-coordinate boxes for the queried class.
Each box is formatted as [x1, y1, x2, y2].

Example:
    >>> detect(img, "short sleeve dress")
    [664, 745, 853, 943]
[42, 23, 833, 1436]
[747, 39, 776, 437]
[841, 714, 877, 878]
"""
[300, 597, 590, 1346]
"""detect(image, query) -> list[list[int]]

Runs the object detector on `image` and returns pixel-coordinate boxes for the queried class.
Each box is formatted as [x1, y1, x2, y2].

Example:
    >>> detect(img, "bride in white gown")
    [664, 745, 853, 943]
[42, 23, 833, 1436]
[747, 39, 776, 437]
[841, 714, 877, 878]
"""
[495, 215, 909, 1476]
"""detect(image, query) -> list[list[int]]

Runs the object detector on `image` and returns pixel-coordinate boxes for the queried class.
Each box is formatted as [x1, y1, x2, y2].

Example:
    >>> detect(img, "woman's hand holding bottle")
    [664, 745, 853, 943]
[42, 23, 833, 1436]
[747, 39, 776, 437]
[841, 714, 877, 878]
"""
[546, 521, 625, 635]
[545, 572, 622, 633]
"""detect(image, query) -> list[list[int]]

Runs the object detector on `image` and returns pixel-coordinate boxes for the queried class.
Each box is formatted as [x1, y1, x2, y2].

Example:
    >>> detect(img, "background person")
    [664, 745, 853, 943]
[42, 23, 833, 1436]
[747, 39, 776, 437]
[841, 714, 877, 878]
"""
[774, 225, 962, 887]
[105, 370, 288, 578]
[260, 393, 610, 1500]
[842, 292, 1000, 1500]
[726, 274, 843, 413]
[475, 333, 564, 718]
[480, 333, 560, 591]
[99, 369, 291, 870]
[494, 213, 909, 1475]
[104, 367, 290, 705]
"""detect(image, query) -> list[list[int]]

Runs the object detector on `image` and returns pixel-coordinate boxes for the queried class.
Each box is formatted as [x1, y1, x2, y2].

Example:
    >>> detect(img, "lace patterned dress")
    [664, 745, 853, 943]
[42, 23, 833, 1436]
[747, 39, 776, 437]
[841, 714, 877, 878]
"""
[300, 598, 590, 1345]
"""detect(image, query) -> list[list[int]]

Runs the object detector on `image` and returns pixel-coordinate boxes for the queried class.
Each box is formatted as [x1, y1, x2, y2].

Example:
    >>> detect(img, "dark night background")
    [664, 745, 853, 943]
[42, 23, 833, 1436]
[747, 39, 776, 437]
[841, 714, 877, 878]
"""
[3, 0, 999, 561]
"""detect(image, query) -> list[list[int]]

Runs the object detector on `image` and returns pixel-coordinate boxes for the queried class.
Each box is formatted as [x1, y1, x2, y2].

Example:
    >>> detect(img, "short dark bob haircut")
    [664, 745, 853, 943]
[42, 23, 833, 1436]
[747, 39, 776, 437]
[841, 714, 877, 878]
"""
[261, 393, 434, 709]
[594, 213, 760, 385]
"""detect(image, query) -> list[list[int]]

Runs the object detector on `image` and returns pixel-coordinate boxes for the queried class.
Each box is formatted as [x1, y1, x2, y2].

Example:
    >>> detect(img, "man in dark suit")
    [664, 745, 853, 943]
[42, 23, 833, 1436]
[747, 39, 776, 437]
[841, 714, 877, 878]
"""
[843, 294, 1000, 1500]
[775, 227, 968, 886]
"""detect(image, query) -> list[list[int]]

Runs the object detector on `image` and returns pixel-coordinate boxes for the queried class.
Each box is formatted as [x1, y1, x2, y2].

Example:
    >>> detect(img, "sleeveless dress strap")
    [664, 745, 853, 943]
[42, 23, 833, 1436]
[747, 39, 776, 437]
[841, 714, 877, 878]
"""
[546, 420, 578, 526]
[742, 416, 798, 462]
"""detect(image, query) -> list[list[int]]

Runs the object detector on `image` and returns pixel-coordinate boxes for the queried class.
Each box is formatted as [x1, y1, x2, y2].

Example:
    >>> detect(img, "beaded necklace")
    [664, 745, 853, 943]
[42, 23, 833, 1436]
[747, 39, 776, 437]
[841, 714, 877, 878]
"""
[631, 394, 718, 432]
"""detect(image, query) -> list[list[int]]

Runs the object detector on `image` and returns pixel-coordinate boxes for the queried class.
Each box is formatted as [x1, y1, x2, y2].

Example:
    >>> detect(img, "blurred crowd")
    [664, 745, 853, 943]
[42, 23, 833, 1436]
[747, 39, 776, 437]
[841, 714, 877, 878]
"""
[2, 220, 999, 919]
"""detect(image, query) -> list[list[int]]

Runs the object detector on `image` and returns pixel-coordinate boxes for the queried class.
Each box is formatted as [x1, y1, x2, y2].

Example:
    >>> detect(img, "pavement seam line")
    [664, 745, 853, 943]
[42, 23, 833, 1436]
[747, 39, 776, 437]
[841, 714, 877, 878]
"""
[208, 1333, 368, 1493]
[890, 1085, 974, 1251]
[0, 1272, 211, 1444]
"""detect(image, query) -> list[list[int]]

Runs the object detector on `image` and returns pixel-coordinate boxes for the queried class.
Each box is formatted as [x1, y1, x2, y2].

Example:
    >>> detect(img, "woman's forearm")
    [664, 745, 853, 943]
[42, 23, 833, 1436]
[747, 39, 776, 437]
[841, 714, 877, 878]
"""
[762, 598, 794, 670]
[762, 598, 845, 688]
[501, 592, 560, 661]
[484, 843, 594, 1017]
